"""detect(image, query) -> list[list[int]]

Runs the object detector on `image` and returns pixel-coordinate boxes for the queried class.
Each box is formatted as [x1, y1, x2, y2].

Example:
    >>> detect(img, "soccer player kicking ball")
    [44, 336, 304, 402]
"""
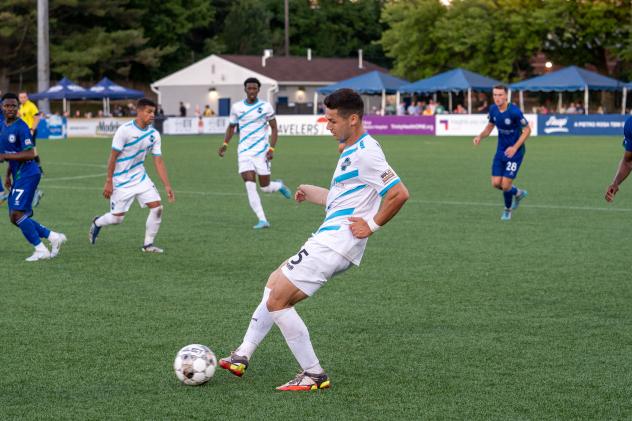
[218, 77, 291, 229]
[473, 85, 531, 220]
[0, 93, 66, 261]
[219, 89, 409, 391]
[604, 115, 632, 202]
[89, 98, 175, 252]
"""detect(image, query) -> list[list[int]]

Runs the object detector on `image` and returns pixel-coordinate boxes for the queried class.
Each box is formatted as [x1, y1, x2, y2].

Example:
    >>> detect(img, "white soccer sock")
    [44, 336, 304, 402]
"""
[271, 307, 324, 374]
[260, 181, 282, 193]
[236, 287, 274, 359]
[95, 213, 124, 227]
[245, 181, 267, 221]
[35, 242, 48, 252]
[144, 206, 163, 246]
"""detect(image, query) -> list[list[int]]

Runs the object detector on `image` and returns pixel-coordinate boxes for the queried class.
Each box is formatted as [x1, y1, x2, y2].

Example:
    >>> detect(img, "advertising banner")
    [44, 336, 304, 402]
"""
[363, 115, 435, 135]
[162, 117, 229, 135]
[67, 118, 129, 137]
[274, 115, 329, 136]
[436, 114, 538, 136]
[538, 114, 627, 136]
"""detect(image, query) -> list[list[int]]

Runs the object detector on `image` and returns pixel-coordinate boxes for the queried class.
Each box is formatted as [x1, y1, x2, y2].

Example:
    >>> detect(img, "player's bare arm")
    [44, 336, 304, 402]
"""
[349, 181, 409, 239]
[605, 151, 632, 202]
[473, 122, 495, 145]
[153, 155, 175, 203]
[218, 124, 237, 157]
[266, 119, 278, 160]
[103, 149, 121, 199]
[0, 148, 36, 161]
[505, 125, 531, 158]
[295, 184, 328, 205]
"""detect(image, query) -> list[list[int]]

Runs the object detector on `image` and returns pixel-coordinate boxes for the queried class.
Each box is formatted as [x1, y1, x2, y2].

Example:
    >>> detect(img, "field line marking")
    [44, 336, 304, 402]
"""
[43, 173, 107, 181]
[37, 184, 632, 212]
[47, 162, 107, 168]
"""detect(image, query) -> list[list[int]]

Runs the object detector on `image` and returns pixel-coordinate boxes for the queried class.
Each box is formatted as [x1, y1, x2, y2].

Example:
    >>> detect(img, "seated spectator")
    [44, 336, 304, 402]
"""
[435, 102, 445, 114]
[597, 106, 605, 114]
[407, 102, 416, 115]
[566, 102, 576, 114]
[397, 101, 406, 116]
[203, 105, 214, 117]
[539, 105, 549, 114]
[422, 105, 434, 116]
[575, 102, 585, 114]
[453, 104, 467, 114]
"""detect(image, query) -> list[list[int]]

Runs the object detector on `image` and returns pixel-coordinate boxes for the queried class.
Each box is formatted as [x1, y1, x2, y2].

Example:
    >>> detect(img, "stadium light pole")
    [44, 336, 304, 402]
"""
[37, 0, 50, 113]
[284, 0, 289, 56]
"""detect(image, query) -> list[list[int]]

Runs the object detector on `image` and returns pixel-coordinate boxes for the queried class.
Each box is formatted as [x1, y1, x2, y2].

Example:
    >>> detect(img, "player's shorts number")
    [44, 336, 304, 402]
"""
[12, 188, 24, 201]
[505, 162, 518, 172]
[289, 248, 309, 265]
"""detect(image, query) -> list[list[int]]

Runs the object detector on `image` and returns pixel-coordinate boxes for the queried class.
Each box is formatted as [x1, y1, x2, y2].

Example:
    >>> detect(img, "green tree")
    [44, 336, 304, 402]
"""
[222, 0, 274, 54]
[0, 0, 36, 91]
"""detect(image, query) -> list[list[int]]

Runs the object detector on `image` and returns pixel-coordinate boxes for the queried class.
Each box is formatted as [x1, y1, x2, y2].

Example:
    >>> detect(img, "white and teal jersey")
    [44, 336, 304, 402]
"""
[312, 133, 401, 265]
[111, 120, 161, 188]
[229, 99, 275, 158]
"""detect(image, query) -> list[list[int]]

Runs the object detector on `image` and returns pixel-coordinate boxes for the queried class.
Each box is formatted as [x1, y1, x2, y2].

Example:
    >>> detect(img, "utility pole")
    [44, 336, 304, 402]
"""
[284, 0, 289, 56]
[37, 0, 50, 113]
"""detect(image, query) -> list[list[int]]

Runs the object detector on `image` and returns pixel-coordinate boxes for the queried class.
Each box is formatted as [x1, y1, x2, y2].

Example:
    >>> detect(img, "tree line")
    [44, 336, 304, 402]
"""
[0, 0, 630, 91]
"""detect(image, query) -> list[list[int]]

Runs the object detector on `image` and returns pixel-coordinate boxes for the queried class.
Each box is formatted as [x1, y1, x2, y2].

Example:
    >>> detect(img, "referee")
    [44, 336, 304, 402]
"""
[18, 91, 44, 207]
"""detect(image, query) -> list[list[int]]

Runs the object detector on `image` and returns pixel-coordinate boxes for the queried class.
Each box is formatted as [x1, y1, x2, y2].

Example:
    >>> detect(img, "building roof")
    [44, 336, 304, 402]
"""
[219, 54, 387, 84]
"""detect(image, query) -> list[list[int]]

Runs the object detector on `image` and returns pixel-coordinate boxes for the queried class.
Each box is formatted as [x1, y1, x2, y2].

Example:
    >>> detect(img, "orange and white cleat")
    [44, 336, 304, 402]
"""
[219, 352, 249, 377]
[276, 371, 331, 391]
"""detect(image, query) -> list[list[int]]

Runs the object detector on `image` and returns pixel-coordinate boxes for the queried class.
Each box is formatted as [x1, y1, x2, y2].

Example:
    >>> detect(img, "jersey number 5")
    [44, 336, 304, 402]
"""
[290, 248, 309, 265]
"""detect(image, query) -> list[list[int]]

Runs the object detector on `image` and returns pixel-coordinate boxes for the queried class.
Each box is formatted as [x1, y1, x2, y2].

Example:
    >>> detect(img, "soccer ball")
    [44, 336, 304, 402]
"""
[173, 344, 217, 386]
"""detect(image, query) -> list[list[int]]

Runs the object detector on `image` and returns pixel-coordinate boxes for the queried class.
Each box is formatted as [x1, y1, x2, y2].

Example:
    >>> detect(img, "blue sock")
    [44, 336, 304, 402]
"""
[16, 216, 43, 246]
[503, 186, 519, 209]
[31, 218, 51, 239]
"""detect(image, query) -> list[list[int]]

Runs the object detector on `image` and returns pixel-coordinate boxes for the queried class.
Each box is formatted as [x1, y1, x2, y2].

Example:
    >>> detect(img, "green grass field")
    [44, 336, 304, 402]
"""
[1, 134, 631, 419]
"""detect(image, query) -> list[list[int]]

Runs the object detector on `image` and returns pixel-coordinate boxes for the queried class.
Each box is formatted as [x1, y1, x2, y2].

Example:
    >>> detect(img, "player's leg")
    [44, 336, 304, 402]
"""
[500, 157, 527, 219]
[0, 176, 7, 205]
[90, 187, 130, 244]
[257, 158, 291, 199]
[142, 200, 163, 253]
[241, 169, 269, 228]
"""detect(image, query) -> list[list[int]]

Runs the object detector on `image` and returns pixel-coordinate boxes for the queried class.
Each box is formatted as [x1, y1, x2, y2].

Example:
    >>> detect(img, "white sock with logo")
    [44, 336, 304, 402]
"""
[245, 181, 266, 221]
[236, 287, 273, 359]
[144, 206, 162, 245]
[271, 307, 324, 374]
[260, 181, 282, 193]
[95, 212, 124, 227]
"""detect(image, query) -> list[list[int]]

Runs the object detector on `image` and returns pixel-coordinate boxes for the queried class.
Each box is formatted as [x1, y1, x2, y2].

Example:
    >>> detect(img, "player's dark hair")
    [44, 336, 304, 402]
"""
[137, 98, 156, 109]
[2, 92, 19, 102]
[244, 77, 261, 88]
[493, 85, 508, 93]
[323, 88, 364, 119]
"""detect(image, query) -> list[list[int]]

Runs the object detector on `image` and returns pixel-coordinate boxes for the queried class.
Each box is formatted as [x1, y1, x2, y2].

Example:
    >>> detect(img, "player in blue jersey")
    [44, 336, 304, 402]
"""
[605, 116, 632, 202]
[218, 77, 291, 229]
[0, 93, 66, 261]
[473, 85, 531, 220]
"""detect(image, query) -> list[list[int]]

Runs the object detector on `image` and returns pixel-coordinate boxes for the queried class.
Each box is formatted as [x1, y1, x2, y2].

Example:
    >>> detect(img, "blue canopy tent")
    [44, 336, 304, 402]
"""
[509, 66, 623, 114]
[29, 77, 100, 114]
[398, 68, 501, 113]
[89, 77, 144, 115]
[315, 71, 409, 114]
[623, 82, 632, 114]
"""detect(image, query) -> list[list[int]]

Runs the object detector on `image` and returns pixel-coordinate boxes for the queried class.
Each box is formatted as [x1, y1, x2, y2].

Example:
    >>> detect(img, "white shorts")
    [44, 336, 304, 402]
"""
[238, 154, 270, 176]
[281, 238, 352, 296]
[110, 177, 161, 213]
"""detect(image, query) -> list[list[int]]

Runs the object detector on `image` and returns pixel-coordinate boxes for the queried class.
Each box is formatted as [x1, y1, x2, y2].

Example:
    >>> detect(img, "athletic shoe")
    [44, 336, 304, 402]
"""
[49, 233, 67, 258]
[142, 244, 164, 253]
[219, 352, 249, 377]
[501, 209, 512, 221]
[32, 189, 44, 208]
[25, 247, 51, 262]
[0, 191, 7, 206]
[276, 371, 331, 391]
[253, 220, 270, 229]
[512, 190, 528, 210]
[276, 179, 292, 199]
[89, 217, 101, 244]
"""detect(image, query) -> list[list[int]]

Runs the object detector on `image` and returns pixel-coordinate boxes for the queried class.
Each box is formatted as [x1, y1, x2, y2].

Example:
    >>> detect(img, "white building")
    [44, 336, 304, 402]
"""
[151, 52, 386, 116]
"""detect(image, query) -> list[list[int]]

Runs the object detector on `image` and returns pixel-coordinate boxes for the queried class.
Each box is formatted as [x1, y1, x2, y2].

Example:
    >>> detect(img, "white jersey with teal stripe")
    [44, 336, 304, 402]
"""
[229, 99, 275, 158]
[111, 121, 161, 189]
[312, 133, 401, 265]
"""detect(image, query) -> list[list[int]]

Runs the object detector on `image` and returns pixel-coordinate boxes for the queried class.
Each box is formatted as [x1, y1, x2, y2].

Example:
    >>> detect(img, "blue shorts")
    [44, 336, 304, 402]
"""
[8, 174, 41, 212]
[491, 154, 524, 179]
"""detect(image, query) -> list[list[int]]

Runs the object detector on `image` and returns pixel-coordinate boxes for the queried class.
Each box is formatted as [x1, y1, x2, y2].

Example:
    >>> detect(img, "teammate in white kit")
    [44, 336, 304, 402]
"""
[219, 89, 409, 391]
[218, 77, 291, 229]
[89, 98, 175, 252]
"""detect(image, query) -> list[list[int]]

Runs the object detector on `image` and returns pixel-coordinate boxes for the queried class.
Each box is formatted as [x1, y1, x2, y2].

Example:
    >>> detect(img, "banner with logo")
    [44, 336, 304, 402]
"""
[363, 115, 435, 135]
[67, 118, 129, 137]
[538, 114, 627, 136]
[436, 114, 538, 136]
[162, 117, 229, 135]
